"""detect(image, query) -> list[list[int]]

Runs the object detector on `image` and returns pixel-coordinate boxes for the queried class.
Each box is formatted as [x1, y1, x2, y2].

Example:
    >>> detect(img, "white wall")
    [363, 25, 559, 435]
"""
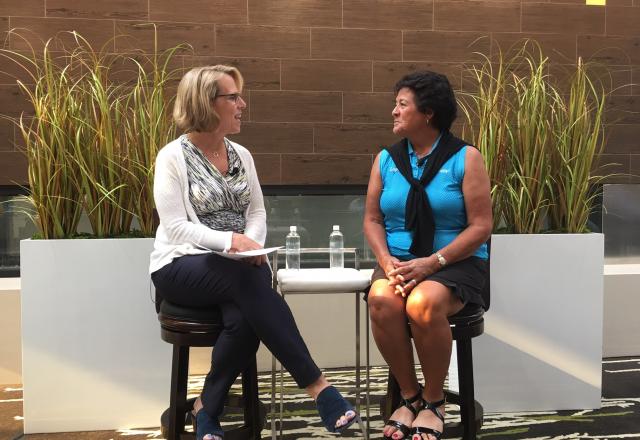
[0, 278, 21, 384]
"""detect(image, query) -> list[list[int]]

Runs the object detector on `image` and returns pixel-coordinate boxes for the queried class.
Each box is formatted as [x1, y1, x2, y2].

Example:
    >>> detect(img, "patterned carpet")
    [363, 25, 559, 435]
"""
[1, 357, 639, 439]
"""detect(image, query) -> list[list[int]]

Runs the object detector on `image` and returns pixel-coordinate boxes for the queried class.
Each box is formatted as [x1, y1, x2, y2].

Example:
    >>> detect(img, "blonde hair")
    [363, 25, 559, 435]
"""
[173, 65, 244, 132]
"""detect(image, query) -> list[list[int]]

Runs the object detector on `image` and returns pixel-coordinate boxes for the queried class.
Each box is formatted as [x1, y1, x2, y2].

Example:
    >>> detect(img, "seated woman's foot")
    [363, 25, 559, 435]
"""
[383, 388, 423, 440]
[192, 400, 223, 440]
[411, 396, 445, 440]
[315, 385, 359, 433]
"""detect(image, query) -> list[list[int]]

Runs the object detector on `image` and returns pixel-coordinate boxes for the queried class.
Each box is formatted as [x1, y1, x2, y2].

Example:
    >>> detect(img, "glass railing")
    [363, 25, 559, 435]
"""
[0, 188, 36, 277]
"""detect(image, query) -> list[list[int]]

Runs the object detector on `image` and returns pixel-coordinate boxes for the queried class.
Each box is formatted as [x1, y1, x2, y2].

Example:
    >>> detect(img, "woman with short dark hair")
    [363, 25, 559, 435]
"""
[151, 65, 359, 440]
[363, 71, 492, 440]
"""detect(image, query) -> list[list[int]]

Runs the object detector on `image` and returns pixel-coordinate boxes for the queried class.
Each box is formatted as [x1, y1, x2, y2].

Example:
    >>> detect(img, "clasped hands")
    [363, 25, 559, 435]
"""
[229, 232, 266, 266]
[383, 255, 439, 297]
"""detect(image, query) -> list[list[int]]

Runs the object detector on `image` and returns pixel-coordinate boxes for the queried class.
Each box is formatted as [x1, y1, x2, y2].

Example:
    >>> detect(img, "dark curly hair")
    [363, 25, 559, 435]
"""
[394, 71, 457, 132]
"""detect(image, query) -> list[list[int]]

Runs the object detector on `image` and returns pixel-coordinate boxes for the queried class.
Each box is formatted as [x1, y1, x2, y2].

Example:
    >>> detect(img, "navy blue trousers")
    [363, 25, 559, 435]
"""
[151, 253, 322, 419]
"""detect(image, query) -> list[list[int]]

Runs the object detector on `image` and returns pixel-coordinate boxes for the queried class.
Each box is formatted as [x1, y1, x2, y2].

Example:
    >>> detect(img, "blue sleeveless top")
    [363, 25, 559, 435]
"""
[379, 139, 488, 261]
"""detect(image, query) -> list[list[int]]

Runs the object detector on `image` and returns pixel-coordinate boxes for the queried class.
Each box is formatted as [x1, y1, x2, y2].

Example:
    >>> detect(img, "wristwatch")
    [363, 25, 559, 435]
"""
[435, 251, 447, 268]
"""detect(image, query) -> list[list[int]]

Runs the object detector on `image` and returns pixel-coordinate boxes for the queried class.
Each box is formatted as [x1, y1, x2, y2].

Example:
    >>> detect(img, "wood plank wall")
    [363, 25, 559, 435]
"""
[1, 0, 638, 185]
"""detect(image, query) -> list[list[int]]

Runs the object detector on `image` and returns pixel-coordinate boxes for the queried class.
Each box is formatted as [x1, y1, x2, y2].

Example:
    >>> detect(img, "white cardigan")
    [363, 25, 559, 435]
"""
[149, 137, 267, 274]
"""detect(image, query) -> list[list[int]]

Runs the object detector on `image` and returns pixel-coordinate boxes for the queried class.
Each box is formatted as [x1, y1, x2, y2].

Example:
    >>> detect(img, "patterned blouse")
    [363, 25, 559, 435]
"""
[181, 135, 250, 233]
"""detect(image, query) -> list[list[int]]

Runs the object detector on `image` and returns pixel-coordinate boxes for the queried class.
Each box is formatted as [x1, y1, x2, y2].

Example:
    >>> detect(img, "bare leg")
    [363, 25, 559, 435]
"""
[369, 279, 421, 439]
[406, 281, 463, 440]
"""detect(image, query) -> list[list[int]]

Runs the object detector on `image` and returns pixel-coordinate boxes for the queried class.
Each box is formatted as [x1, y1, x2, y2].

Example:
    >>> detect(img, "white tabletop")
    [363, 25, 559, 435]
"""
[277, 268, 371, 293]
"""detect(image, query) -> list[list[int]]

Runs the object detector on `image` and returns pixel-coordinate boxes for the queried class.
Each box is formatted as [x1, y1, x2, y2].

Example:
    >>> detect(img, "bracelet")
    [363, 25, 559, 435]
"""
[435, 252, 447, 267]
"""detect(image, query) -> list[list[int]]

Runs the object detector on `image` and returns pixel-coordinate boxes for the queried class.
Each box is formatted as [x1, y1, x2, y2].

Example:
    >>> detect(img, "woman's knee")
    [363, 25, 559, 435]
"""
[367, 283, 405, 323]
[405, 286, 448, 326]
[222, 305, 259, 345]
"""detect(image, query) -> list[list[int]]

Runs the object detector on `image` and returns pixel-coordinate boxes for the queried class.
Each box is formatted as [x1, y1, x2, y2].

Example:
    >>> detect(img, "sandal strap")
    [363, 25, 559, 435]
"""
[422, 397, 446, 423]
[412, 426, 443, 439]
[398, 385, 424, 417]
[385, 419, 412, 438]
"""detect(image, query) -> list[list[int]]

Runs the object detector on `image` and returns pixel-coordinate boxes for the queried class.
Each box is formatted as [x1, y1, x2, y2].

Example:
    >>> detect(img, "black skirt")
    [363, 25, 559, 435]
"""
[368, 256, 488, 309]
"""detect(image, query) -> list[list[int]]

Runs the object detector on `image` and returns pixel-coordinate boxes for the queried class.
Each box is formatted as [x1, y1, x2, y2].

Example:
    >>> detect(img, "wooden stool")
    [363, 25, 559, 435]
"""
[158, 299, 266, 440]
[381, 303, 485, 439]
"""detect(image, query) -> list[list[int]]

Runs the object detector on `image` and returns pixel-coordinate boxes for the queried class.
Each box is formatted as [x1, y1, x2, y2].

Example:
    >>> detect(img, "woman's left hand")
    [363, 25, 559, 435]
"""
[242, 255, 267, 266]
[388, 256, 439, 297]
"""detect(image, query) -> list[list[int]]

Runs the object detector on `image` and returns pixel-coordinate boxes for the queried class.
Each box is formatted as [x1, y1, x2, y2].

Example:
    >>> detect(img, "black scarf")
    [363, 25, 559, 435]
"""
[385, 131, 469, 257]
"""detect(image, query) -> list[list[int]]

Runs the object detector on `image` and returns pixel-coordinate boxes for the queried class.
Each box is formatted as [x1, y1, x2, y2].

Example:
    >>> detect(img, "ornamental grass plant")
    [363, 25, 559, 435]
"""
[460, 40, 610, 234]
[1, 30, 182, 239]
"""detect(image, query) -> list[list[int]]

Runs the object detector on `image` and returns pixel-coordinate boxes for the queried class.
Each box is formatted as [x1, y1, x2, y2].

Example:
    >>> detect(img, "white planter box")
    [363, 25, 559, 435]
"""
[473, 233, 604, 412]
[20, 238, 171, 434]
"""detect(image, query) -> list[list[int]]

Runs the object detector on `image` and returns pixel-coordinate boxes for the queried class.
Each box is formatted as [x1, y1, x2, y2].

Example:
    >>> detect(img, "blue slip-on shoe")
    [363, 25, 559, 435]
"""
[316, 385, 360, 433]
[192, 408, 224, 440]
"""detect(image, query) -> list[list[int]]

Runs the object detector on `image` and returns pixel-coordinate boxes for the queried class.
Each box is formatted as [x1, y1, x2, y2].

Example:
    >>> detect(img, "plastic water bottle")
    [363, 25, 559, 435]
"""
[285, 226, 300, 270]
[329, 225, 344, 269]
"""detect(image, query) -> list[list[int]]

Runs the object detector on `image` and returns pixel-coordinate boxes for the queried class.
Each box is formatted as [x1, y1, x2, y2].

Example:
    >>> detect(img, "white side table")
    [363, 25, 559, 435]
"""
[270, 248, 372, 439]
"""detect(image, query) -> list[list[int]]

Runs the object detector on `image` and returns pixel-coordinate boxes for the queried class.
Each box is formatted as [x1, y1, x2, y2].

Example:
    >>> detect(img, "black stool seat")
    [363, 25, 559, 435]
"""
[159, 301, 223, 346]
[381, 304, 485, 439]
[158, 298, 265, 440]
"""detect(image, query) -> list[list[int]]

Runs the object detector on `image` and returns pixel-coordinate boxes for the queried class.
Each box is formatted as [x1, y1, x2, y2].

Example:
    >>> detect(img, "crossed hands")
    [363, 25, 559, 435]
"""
[229, 232, 267, 266]
[383, 255, 439, 297]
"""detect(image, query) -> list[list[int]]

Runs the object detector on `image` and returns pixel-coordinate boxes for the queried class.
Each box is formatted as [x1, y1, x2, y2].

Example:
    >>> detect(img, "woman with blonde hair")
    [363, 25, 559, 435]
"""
[150, 65, 359, 440]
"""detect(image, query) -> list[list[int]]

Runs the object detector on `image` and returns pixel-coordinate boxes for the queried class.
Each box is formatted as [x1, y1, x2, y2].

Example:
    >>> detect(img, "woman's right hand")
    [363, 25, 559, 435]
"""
[382, 255, 402, 286]
[230, 233, 265, 266]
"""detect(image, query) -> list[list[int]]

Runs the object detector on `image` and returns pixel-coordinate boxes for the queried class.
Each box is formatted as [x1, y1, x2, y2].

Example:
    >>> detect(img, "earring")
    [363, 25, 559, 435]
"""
[426, 119, 430, 125]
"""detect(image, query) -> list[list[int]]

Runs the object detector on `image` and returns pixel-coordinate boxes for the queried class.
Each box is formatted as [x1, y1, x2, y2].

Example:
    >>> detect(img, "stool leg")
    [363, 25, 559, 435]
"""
[169, 344, 190, 440]
[242, 357, 262, 440]
[456, 337, 477, 440]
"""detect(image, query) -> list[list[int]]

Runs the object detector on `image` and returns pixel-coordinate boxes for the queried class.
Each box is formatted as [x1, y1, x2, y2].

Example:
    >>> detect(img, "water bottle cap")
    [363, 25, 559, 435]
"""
[333, 225, 340, 230]
[290, 226, 297, 232]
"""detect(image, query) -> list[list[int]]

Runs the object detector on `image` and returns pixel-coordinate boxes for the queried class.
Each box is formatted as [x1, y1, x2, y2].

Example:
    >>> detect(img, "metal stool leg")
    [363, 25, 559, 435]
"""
[242, 358, 262, 439]
[456, 336, 477, 440]
[169, 344, 190, 440]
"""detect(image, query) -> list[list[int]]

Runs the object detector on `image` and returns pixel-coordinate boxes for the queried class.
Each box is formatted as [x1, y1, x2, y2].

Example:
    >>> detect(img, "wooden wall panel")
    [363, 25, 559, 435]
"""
[253, 154, 281, 184]
[314, 124, 396, 155]
[281, 154, 371, 184]
[229, 122, 313, 154]
[492, 33, 577, 63]
[248, 0, 341, 27]
[343, 0, 433, 30]
[183, 56, 281, 90]
[343, 92, 394, 124]
[0, 152, 27, 185]
[251, 91, 342, 123]
[522, 3, 605, 34]
[606, 6, 640, 36]
[577, 35, 640, 65]
[373, 61, 463, 92]
[281, 60, 372, 92]
[0, 119, 14, 151]
[605, 124, 640, 154]
[403, 31, 490, 63]
[217, 25, 310, 58]
[0, 0, 43, 17]
[434, 1, 521, 32]
[9, 17, 115, 51]
[311, 28, 402, 61]
[149, 0, 246, 24]
[0, 0, 637, 185]
[115, 21, 214, 54]
[46, 0, 148, 20]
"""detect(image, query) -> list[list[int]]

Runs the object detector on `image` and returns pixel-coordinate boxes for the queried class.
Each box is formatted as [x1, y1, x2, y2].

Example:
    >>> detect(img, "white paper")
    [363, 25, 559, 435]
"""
[214, 246, 282, 260]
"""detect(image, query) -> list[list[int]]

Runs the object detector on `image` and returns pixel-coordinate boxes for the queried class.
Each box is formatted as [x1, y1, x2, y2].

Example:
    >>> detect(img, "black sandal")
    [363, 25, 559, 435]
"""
[383, 386, 424, 439]
[410, 397, 445, 440]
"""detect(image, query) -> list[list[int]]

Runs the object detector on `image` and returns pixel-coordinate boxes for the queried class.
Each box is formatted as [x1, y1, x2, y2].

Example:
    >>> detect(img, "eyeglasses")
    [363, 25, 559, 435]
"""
[215, 93, 243, 104]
